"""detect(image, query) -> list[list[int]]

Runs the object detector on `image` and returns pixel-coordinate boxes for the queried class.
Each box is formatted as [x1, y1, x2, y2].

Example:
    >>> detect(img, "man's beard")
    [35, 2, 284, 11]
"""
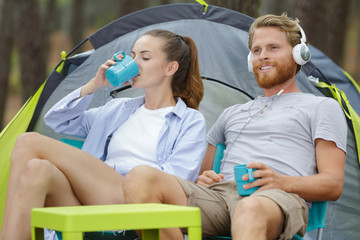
[254, 59, 296, 89]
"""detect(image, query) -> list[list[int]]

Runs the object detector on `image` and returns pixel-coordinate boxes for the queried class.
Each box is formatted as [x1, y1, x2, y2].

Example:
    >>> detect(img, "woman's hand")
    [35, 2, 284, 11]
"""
[80, 54, 125, 97]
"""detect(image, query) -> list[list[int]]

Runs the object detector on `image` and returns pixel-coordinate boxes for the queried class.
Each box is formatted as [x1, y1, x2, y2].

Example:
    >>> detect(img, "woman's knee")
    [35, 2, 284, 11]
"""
[123, 165, 162, 202]
[124, 166, 159, 188]
[20, 158, 54, 189]
[14, 132, 41, 149]
[11, 132, 42, 160]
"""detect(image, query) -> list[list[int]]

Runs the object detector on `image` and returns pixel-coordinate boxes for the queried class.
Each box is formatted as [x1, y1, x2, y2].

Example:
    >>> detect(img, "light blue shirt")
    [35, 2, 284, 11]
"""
[44, 87, 207, 182]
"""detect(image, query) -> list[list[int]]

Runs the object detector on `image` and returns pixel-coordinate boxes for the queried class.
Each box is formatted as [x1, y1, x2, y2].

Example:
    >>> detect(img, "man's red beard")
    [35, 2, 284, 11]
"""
[253, 59, 296, 89]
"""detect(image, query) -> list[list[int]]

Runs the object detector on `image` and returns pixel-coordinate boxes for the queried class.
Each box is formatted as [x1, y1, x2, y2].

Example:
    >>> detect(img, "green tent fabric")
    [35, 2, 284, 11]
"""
[344, 71, 360, 95]
[0, 82, 45, 231]
[316, 80, 360, 164]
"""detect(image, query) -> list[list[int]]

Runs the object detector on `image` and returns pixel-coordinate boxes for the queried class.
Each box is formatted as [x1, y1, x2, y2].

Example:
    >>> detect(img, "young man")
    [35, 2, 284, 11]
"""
[122, 14, 347, 240]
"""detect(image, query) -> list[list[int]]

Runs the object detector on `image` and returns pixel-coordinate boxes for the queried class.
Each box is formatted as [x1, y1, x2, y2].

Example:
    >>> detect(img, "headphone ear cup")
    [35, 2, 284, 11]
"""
[292, 43, 311, 65]
[247, 52, 253, 72]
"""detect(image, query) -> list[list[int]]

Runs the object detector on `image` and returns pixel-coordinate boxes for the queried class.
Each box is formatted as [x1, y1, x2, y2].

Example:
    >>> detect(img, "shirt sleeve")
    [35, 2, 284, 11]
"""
[44, 87, 98, 138]
[312, 98, 348, 153]
[207, 106, 232, 147]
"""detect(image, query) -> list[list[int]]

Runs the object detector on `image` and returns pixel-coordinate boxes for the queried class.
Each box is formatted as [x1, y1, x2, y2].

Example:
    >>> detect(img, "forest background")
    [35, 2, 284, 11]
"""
[0, 0, 359, 130]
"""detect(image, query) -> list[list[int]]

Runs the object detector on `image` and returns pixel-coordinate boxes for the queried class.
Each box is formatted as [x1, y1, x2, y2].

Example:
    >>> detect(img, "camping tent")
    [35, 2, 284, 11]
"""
[1, 3, 359, 239]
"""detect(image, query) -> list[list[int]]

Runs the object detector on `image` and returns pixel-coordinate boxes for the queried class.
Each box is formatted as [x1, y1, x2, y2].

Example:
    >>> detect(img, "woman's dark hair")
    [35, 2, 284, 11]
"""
[143, 29, 204, 109]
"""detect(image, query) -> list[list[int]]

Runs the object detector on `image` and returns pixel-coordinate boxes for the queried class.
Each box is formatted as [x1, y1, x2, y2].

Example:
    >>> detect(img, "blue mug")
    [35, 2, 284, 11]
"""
[234, 164, 259, 196]
[105, 51, 139, 86]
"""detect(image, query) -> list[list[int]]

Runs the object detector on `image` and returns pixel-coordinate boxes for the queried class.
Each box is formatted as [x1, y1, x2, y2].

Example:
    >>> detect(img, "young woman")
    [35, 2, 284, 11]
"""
[0, 29, 206, 240]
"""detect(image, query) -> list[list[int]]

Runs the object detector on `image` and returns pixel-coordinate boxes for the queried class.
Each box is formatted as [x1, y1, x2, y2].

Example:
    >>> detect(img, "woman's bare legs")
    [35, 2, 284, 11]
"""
[123, 165, 189, 240]
[1, 132, 126, 240]
[1, 158, 81, 240]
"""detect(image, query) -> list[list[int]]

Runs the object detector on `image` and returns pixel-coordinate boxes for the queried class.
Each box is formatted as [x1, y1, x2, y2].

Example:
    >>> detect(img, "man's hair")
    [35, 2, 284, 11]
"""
[248, 13, 304, 50]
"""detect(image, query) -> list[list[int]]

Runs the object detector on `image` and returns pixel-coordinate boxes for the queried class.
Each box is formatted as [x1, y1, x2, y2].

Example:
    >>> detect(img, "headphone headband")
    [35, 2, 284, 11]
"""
[296, 23, 307, 43]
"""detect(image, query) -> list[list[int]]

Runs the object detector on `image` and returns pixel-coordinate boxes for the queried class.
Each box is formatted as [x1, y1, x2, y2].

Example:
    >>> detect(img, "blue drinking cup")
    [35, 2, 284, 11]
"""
[234, 164, 259, 196]
[105, 51, 139, 86]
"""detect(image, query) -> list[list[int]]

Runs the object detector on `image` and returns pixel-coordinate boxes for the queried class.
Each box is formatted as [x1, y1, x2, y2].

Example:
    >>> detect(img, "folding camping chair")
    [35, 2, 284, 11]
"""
[206, 143, 327, 240]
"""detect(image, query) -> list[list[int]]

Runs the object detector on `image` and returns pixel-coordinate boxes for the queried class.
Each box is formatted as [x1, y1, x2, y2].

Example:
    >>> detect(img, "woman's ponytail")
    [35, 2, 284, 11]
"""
[179, 36, 204, 109]
[143, 30, 204, 109]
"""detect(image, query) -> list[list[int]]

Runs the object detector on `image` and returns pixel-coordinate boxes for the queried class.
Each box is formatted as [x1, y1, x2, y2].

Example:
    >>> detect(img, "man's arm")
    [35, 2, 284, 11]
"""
[199, 143, 216, 175]
[196, 143, 224, 186]
[246, 138, 345, 201]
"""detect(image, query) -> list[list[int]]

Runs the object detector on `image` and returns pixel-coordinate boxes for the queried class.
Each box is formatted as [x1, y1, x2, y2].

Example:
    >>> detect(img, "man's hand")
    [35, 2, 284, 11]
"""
[242, 162, 285, 192]
[196, 170, 224, 187]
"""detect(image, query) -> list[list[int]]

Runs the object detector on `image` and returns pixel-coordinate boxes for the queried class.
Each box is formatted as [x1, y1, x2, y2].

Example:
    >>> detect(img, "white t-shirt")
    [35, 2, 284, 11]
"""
[105, 104, 174, 175]
[207, 93, 347, 181]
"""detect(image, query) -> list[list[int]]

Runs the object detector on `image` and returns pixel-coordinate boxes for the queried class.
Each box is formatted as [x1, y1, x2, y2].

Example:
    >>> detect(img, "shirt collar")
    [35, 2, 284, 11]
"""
[171, 98, 187, 119]
[125, 96, 146, 109]
[125, 96, 188, 119]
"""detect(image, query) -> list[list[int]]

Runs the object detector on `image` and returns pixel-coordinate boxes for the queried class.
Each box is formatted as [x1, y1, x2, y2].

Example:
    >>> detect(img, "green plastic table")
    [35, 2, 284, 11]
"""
[31, 203, 202, 240]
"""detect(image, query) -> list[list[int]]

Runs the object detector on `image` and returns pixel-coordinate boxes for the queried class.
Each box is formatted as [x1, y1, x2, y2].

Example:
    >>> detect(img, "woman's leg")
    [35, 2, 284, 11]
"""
[1, 158, 81, 240]
[123, 165, 189, 240]
[1, 132, 127, 239]
[8, 132, 126, 204]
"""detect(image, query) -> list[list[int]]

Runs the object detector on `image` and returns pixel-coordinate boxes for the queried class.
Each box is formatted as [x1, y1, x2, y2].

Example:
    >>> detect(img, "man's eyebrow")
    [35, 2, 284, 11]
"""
[251, 43, 280, 50]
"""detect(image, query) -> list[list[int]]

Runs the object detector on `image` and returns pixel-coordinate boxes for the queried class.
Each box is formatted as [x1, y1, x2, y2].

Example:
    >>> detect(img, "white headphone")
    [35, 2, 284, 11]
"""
[247, 51, 254, 72]
[247, 23, 311, 72]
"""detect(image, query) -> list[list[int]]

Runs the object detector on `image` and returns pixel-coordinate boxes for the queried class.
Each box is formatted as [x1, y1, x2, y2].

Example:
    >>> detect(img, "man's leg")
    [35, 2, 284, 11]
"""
[123, 165, 189, 240]
[231, 196, 284, 240]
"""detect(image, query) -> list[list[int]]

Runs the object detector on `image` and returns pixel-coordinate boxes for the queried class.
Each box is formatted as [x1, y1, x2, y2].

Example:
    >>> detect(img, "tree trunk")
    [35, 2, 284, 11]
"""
[159, 0, 171, 5]
[355, 1, 360, 83]
[13, 0, 48, 103]
[260, 0, 292, 16]
[70, 0, 85, 51]
[0, 0, 15, 128]
[43, 0, 57, 63]
[208, 0, 261, 18]
[293, 0, 350, 67]
[118, 0, 147, 17]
